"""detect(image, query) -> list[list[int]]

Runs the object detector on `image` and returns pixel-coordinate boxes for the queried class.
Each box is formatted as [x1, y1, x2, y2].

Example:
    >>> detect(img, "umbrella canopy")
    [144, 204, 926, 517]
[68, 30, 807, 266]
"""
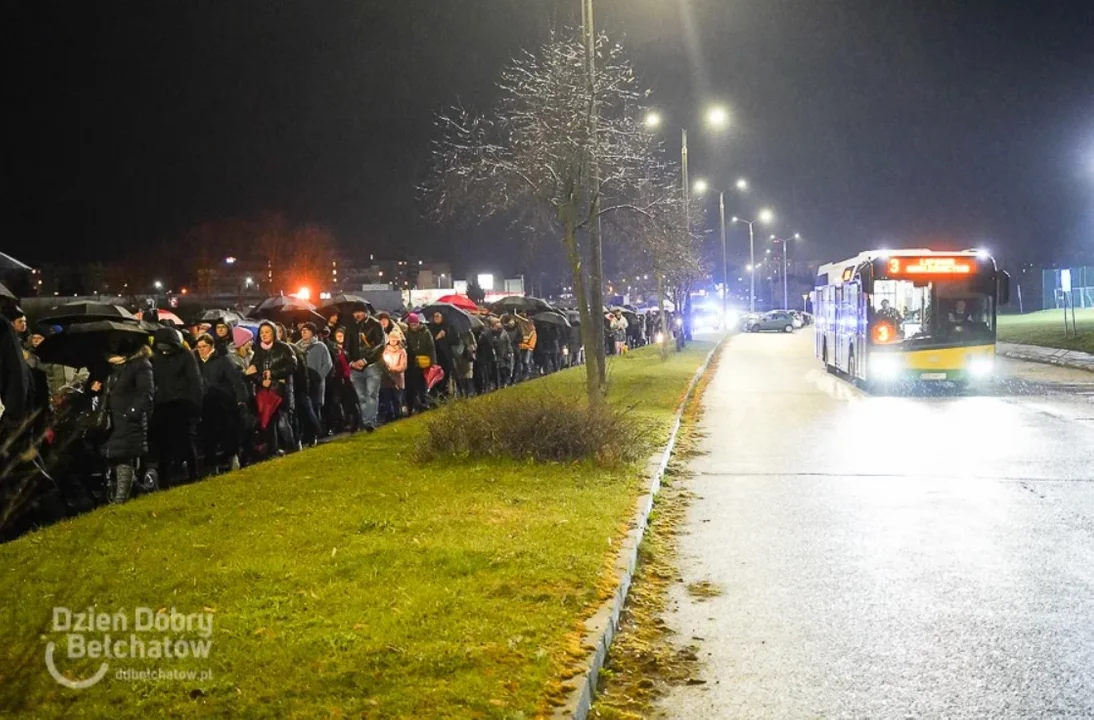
[41, 301, 138, 325]
[317, 294, 375, 317]
[136, 309, 185, 327]
[491, 295, 552, 314]
[34, 321, 151, 368]
[436, 294, 478, 312]
[421, 303, 474, 335]
[532, 311, 571, 328]
[191, 309, 245, 326]
[0, 251, 32, 271]
[565, 310, 582, 325]
[250, 295, 323, 323]
[0, 281, 17, 300]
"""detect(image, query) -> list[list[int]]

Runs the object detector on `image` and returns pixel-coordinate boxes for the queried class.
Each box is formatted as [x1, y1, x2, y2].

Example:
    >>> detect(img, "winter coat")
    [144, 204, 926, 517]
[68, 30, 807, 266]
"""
[298, 337, 334, 401]
[475, 329, 496, 370]
[102, 346, 155, 460]
[453, 331, 475, 380]
[405, 326, 436, 368]
[491, 328, 514, 368]
[198, 351, 248, 407]
[0, 316, 31, 423]
[251, 340, 297, 395]
[344, 316, 386, 366]
[290, 343, 311, 399]
[382, 343, 407, 390]
[151, 339, 203, 412]
[519, 322, 537, 352]
[504, 324, 522, 359]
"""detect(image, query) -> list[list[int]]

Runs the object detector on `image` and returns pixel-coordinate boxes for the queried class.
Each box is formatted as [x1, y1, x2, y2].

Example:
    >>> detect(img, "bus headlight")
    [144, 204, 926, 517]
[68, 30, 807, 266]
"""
[969, 356, 994, 378]
[871, 354, 901, 381]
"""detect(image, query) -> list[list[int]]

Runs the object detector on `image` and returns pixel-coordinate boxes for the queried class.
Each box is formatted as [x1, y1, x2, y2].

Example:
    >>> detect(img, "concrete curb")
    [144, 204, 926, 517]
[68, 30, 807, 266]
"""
[997, 342, 1094, 374]
[555, 335, 727, 720]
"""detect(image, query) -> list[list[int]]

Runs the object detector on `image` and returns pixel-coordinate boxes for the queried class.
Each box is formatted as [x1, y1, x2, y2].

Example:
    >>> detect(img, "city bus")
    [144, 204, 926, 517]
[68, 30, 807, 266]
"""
[812, 249, 1010, 387]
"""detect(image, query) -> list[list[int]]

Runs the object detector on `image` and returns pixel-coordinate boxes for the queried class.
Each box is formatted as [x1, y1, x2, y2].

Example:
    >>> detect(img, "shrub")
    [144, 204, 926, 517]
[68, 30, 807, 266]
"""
[416, 389, 653, 466]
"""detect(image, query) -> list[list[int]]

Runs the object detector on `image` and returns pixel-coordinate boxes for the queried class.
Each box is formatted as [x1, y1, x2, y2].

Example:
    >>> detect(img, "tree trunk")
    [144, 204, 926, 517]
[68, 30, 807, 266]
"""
[656, 271, 669, 360]
[560, 207, 602, 407]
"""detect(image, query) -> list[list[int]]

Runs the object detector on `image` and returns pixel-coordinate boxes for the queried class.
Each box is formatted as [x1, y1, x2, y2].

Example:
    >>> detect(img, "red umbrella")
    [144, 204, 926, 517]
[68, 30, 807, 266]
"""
[424, 365, 446, 392]
[254, 388, 282, 430]
[436, 294, 478, 312]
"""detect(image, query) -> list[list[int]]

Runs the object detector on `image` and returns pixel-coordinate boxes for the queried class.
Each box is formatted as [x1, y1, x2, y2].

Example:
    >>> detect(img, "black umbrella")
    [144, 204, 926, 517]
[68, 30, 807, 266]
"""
[533, 311, 571, 328]
[34, 321, 151, 369]
[318, 294, 376, 316]
[491, 295, 552, 314]
[40, 301, 139, 325]
[421, 303, 474, 335]
[610, 306, 640, 324]
[192, 309, 245, 326]
[565, 310, 582, 325]
[0, 251, 31, 271]
[0, 281, 15, 300]
[250, 295, 323, 323]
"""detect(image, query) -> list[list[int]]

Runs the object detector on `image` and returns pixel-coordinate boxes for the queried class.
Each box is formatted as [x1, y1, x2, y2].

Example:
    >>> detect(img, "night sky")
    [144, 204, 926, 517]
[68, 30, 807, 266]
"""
[11, 0, 1094, 276]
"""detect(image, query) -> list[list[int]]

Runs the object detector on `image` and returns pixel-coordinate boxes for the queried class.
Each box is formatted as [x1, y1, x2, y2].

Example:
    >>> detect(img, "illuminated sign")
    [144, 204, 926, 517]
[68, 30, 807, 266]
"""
[888, 257, 973, 276]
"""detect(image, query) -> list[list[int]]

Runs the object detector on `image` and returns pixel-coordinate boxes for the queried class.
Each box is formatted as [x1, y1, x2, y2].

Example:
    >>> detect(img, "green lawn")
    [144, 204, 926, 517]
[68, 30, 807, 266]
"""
[998, 308, 1094, 354]
[0, 341, 714, 719]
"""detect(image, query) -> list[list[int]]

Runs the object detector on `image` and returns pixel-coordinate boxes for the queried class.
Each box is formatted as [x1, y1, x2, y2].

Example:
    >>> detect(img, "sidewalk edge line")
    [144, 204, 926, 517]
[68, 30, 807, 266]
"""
[556, 335, 727, 720]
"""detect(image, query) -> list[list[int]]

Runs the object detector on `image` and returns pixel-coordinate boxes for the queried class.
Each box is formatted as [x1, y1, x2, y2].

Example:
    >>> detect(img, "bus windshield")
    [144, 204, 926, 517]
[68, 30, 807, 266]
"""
[871, 278, 993, 346]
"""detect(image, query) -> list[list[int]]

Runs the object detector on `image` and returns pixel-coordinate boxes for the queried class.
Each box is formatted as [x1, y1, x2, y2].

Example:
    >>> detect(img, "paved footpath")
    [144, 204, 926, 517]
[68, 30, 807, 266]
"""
[658, 332, 1094, 719]
[997, 341, 1094, 373]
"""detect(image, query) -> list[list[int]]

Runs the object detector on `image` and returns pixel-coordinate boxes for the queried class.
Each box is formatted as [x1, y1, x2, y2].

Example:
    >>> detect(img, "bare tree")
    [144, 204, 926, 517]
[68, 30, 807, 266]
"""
[427, 31, 674, 402]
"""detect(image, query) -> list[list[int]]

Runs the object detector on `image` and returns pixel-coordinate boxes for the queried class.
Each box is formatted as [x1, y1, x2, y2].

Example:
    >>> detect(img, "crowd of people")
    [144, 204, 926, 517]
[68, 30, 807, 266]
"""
[0, 295, 670, 533]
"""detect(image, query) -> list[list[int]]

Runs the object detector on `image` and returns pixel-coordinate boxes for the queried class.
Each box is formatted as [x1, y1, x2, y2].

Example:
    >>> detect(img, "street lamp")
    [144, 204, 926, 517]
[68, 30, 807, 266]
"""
[735, 178, 749, 192]
[153, 280, 163, 290]
[769, 233, 803, 310]
[732, 208, 775, 312]
[695, 178, 749, 327]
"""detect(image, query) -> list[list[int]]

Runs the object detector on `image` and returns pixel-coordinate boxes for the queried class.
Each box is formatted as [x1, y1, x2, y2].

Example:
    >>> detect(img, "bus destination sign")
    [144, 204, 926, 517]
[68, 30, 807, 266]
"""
[888, 256, 974, 276]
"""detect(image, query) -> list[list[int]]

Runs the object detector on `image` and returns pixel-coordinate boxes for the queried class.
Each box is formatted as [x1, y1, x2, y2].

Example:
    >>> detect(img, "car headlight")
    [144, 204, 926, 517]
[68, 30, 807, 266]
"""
[724, 310, 739, 328]
[969, 356, 994, 378]
[870, 354, 901, 381]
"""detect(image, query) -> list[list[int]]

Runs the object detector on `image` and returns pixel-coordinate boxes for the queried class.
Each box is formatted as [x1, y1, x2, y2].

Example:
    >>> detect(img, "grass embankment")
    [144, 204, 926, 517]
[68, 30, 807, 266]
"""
[0, 341, 715, 719]
[998, 308, 1094, 354]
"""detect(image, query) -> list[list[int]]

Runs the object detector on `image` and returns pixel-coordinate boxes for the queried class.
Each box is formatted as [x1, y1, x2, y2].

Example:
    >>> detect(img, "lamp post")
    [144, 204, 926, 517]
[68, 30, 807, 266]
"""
[732, 208, 774, 312]
[694, 178, 748, 328]
[769, 233, 802, 310]
[645, 107, 729, 333]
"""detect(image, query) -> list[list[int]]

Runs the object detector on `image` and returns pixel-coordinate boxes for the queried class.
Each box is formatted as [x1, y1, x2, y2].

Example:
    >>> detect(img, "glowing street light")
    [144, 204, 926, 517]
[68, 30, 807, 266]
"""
[736, 178, 749, 191]
[733, 209, 777, 312]
[758, 208, 775, 225]
[693, 179, 709, 195]
[706, 105, 729, 129]
[153, 280, 163, 290]
[643, 111, 662, 129]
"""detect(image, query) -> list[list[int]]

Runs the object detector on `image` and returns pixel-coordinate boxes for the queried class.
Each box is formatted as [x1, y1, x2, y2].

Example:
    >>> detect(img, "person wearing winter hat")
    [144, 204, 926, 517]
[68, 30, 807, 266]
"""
[0, 300, 33, 432]
[232, 326, 254, 370]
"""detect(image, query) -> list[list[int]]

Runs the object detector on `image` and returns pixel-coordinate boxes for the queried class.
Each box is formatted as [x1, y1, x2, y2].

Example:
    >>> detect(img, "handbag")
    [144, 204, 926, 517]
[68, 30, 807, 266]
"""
[415, 354, 432, 369]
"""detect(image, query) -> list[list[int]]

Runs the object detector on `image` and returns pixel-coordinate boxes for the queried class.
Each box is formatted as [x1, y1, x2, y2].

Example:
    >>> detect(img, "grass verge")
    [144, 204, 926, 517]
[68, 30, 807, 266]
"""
[998, 308, 1094, 354]
[590, 346, 722, 719]
[0, 341, 715, 719]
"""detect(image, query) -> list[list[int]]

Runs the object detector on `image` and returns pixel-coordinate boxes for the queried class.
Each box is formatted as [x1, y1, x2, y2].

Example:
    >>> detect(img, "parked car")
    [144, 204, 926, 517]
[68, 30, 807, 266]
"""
[744, 310, 796, 333]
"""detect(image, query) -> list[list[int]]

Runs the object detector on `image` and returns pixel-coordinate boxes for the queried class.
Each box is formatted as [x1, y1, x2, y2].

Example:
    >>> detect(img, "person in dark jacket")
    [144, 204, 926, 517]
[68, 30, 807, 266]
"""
[150, 327, 203, 484]
[403, 313, 435, 414]
[428, 311, 455, 400]
[490, 317, 514, 387]
[246, 321, 297, 454]
[100, 343, 155, 503]
[195, 333, 247, 472]
[343, 305, 385, 432]
[502, 315, 523, 384]
[474, 325, 496, 395]
[212, 319, 236, 358]
[0, 303, 32, 438]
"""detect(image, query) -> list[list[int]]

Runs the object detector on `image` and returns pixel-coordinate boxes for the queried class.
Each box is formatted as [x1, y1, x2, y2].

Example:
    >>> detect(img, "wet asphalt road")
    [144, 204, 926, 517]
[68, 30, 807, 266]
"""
[659, 331, 1094, 719]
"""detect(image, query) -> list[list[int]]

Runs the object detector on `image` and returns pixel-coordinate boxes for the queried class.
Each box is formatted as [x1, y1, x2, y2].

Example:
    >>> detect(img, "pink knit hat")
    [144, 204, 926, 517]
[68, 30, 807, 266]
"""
[232, 326, 254, 347]
[407, 312, 422, 325]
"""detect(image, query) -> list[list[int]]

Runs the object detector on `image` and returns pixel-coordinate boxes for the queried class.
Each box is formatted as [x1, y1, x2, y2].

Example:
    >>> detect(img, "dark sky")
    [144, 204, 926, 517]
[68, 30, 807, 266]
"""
[10, 0, 1094, 276]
